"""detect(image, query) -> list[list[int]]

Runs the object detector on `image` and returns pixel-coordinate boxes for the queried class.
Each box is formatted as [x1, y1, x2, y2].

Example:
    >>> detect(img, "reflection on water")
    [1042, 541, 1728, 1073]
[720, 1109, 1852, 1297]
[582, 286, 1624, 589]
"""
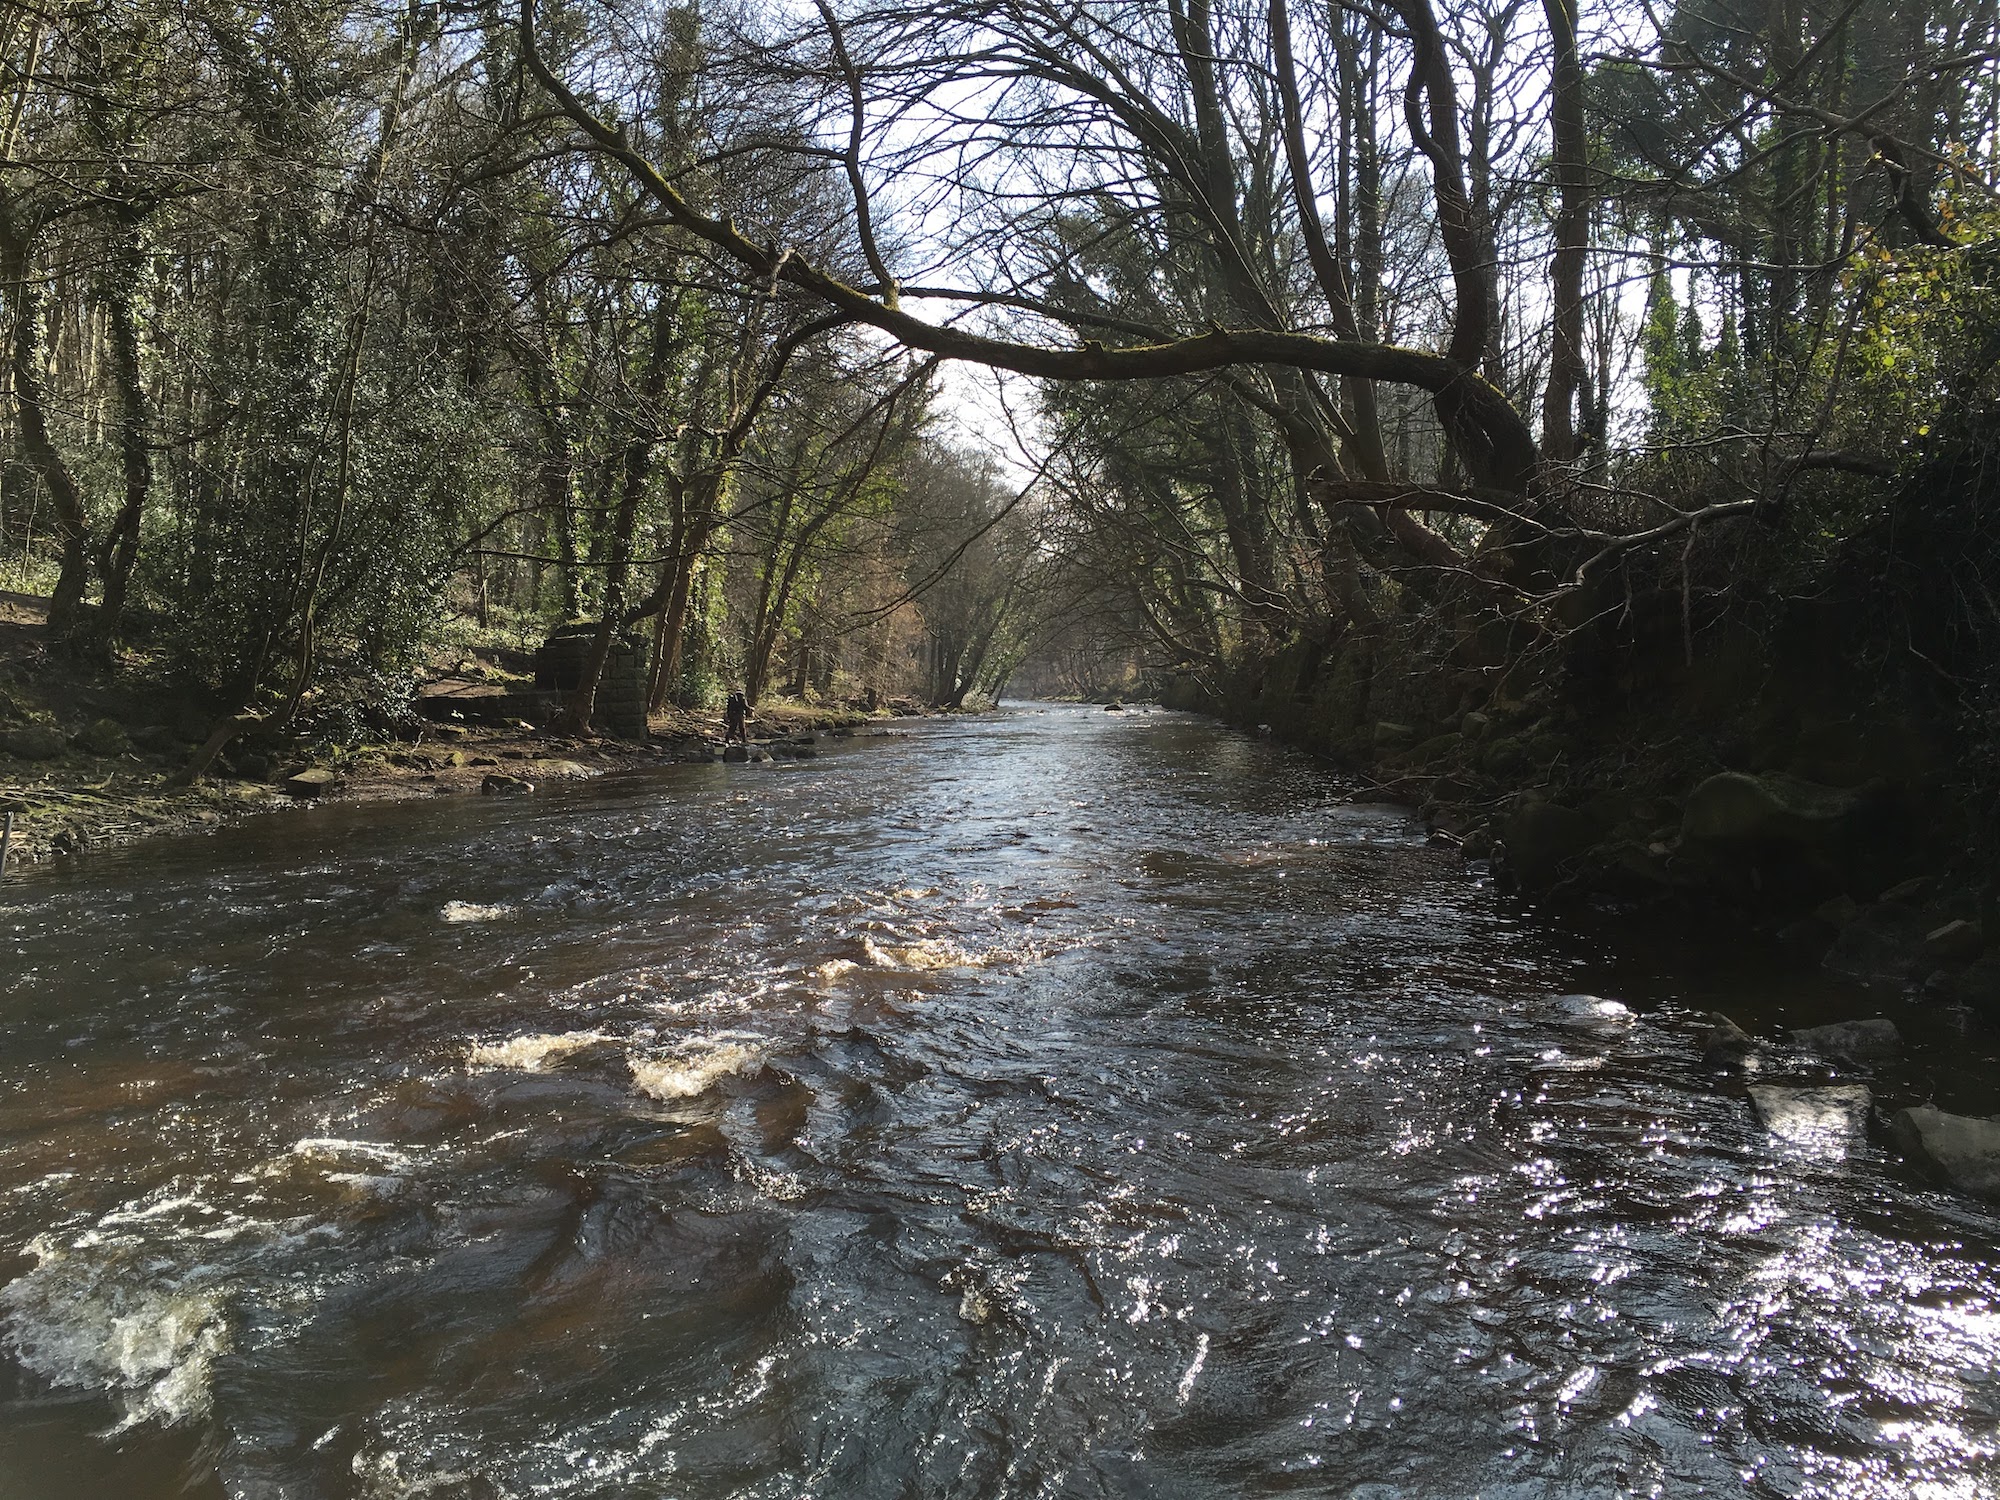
[1, 704, 1997, 1497]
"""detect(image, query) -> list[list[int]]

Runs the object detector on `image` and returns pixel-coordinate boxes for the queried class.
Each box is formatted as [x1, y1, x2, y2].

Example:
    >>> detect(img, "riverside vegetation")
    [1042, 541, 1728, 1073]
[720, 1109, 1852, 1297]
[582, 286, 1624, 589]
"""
[2, 3, 1999, 996]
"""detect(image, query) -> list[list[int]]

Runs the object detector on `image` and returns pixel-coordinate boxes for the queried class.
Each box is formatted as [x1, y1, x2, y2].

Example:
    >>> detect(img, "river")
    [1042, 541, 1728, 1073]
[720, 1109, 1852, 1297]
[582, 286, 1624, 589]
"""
[1, 704, 1996, 1497]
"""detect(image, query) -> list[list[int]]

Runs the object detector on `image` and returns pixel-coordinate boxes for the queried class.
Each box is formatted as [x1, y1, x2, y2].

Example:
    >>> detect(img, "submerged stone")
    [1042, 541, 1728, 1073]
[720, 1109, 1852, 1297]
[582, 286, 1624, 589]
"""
[1748, 1084, 1872, 1145]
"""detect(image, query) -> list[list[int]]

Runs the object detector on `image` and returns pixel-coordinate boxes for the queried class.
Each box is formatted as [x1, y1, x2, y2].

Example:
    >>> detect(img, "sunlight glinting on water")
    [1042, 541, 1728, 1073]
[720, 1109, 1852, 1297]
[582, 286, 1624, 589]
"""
[0, 706, 1995, 1496]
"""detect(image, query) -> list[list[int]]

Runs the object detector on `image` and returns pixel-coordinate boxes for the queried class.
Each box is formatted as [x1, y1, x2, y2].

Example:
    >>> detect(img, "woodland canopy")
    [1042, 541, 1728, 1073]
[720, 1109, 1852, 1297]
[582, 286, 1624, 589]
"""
[1, 0, 1995, 750]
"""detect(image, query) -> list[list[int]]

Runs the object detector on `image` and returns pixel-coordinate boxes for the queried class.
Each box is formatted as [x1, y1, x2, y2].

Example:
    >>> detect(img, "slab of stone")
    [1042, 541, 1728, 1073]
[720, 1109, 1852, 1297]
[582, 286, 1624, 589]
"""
[1890, 1105, 2000, 1199]
[1925, 920, 1985, 966]
[480, 773, 535, 796]
[282, 767, 342, 799]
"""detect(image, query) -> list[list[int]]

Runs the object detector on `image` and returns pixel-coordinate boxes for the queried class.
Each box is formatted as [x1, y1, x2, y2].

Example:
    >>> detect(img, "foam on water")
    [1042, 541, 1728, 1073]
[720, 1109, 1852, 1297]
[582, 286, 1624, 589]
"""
[439, 901, 513, 923]
[465, 1030, 611, 1073]
[0, 1233, 230, 1430]
[860, 934, 976, 971]
[628, 1037, 763, 1100]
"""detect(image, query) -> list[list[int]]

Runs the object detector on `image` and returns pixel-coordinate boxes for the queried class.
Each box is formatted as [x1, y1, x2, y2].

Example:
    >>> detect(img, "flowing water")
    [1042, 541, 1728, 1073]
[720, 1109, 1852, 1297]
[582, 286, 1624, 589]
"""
[2, 705, 1998, 1498]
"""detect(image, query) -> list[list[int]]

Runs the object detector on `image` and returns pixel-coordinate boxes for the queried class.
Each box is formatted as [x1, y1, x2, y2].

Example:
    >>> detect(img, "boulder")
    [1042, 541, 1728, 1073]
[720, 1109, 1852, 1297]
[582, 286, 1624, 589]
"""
[1790, 1017, 1901, 1063]
[1104, 701, 1125, 712]
[1373, 721, 1416, 751]
[1700, 1013, 1759, 1069]
[282, 767, 343, 799]
[1924, 920, 1985, 966]
[73, 717, 130, 756]
[1890, 1106, 2000, 1199]
[1459, 710, 1493, 741]
[1481, 735, 1529, 777]
[1499, 800, 1595, 886]
[1748, 1084, 1872, 1144]
[1681, 771, 1857, 847]
[722, 744, 750, 763]
[480, 773, 535, 796]
[0, 723, 67, 760]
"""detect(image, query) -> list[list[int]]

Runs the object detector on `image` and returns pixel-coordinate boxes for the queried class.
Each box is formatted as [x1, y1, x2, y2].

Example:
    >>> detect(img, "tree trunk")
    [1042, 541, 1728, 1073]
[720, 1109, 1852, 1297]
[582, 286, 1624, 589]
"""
[84, 206, 154, 661]
[554, 298, 673, 735]
[1, 209, 93, 638]
[1540, 0, 1589, 464]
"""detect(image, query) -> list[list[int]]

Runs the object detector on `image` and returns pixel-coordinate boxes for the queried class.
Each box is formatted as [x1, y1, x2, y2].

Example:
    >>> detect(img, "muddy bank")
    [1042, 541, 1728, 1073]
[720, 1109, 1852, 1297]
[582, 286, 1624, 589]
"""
[0, 595, 923, 870]
[0, 712, 888, 870]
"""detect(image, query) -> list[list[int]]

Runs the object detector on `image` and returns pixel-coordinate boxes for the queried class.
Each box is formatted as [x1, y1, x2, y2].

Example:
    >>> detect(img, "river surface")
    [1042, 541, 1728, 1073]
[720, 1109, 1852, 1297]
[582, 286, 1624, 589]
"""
[1, 704, 1998, 1498]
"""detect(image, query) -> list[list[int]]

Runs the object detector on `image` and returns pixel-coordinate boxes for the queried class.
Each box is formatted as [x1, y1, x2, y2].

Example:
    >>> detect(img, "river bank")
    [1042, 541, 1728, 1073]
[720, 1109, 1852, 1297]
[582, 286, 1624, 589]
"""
[0, 592, 919, 871]
[1160, 614, 1999, 1020]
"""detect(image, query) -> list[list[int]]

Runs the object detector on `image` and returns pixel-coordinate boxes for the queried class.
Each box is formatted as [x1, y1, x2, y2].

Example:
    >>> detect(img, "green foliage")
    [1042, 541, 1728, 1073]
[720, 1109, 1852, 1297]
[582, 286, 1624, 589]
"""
[1843, 206, 2000, 443]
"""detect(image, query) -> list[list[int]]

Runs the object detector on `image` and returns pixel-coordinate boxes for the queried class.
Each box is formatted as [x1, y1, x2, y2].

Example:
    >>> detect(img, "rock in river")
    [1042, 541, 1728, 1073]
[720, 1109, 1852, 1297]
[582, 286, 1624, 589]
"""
[1553, 994, 1633, 1033]
[1890, 1105, 2000, 1199]
[1700, 1013, 1760, 1068]
[1790, 1017, 1901, 1063]
[282, 767, 343, 799]
[481, 773, 535, 796]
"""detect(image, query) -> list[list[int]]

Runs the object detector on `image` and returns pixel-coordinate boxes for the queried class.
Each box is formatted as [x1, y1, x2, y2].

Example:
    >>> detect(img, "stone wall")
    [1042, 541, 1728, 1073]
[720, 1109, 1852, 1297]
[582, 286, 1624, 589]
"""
[536, 624, 650, 739]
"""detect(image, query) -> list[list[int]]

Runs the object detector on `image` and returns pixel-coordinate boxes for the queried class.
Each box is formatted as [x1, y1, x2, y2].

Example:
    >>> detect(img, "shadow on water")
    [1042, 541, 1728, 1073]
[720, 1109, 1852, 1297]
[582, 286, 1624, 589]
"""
[1, 703, 1997, 1497]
